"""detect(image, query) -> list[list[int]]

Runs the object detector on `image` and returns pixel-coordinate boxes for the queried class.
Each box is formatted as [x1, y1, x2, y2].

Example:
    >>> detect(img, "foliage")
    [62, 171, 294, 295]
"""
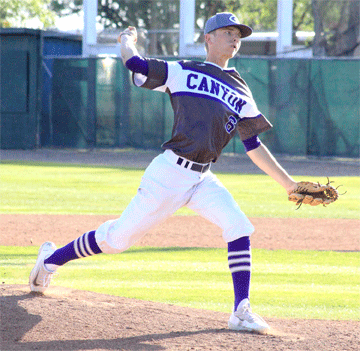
[292, 0, 313, 32]
[50, 0, 82, 16]
[312, 0, 360, 56]
[231, 0, 278, 32]
[46, 0, 316, 32]
[0, 0, 56, 28]
[46, 0, 358, 56]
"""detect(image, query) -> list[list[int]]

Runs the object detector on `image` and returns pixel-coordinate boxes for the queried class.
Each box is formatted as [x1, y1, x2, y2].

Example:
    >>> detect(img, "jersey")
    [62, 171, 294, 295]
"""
[133, 59, 272, 164]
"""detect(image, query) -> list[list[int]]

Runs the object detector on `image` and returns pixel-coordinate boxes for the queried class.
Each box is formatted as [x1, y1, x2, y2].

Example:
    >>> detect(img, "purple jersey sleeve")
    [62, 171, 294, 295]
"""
[132, 58, 168, 91]
[125, 56, 149, 75]
[242, 135, 261, 152]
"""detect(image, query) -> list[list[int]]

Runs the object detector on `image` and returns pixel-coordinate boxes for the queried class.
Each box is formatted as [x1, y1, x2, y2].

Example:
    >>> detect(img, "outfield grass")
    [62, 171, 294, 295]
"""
[1, 246, 359, 321]
[1, 161, 359, 218]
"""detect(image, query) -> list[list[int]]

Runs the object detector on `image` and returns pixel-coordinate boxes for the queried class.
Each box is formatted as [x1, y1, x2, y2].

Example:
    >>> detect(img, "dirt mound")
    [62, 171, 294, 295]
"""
[1, 285, 359, 351]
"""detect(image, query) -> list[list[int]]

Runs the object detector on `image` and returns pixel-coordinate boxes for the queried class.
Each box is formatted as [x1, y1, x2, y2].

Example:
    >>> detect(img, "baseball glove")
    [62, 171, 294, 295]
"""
[289, 178, 340, 209]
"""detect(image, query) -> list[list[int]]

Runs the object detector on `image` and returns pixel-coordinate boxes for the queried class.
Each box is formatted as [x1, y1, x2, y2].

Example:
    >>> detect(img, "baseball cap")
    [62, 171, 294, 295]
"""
[204, 12, 252, 38]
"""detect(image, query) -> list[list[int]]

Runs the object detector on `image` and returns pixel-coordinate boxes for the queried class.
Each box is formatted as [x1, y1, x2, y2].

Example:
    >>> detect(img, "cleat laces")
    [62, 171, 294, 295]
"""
[236, 301, 267, 325]
[42, 272, 56, 288]
[36, 265, 57, 288]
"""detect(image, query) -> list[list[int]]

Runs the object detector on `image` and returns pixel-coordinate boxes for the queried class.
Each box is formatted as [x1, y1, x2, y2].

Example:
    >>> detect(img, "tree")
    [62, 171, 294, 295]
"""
[50, 0, 82, 17]
[91, 0, 316, 54]
[312, 0, 360, 56]
[47, 0, 359, 56]
[0, 0, 56, 28]
[196, 0, 314, 32]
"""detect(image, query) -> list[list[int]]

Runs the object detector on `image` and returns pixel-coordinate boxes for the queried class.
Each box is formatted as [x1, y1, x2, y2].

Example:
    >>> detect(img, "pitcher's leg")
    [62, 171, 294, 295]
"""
[186, 172, 254, 313]
[228, 236, 251, 309]
[187, 172, 254, 243]
[41, 171, 179, 274]
[95, 177, 179, 253]
[29, 230, 103, 292]
[187, 172, 269, 332]
[29, 151, 201, 293]
[95, 152, 198, 253]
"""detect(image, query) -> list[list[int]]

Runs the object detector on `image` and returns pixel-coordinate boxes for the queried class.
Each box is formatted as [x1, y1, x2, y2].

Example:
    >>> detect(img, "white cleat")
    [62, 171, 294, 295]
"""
[228, 298, 270, 334]
[29, 242, 57, 293]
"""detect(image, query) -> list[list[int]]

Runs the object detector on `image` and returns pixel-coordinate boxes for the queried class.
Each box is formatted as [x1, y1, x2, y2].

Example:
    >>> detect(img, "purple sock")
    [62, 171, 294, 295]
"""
[228, 236, 251, 311]
[45, 230, 102, 266]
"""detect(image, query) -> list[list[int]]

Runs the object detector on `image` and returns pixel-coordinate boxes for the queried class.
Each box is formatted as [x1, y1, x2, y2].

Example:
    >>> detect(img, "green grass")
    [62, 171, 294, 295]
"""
[1, 246, 359, 320]
[1, 161, 359, 218]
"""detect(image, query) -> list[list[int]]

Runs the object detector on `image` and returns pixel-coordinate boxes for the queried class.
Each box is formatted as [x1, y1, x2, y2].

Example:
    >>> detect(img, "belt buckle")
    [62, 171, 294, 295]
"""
[202, 164, 209, 173]
[198, 163, 209, 173]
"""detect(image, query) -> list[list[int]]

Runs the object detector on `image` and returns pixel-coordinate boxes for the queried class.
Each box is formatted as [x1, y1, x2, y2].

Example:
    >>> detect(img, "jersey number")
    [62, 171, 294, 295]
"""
[225, 115, 239, 134]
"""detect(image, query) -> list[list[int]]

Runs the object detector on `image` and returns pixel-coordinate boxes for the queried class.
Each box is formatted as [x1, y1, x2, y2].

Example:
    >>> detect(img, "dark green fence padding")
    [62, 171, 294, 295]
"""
[50, 57, 359, 158]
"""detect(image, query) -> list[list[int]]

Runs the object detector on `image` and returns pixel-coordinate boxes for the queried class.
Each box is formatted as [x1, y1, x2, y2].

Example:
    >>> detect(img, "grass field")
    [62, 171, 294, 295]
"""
[1, 161, 359, 321]
[1, 161, 359, 218]
[1, 245, 359, 321]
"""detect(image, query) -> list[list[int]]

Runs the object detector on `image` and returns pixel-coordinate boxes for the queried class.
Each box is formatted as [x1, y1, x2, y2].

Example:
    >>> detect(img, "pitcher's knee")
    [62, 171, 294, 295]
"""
[222, 220, 255, 243]
[96, 238, 131, 254]
[95, 219, 137, 254]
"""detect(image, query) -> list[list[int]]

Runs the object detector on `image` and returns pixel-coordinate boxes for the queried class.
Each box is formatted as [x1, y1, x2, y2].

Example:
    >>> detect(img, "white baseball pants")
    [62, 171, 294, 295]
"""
[95, 150, 254, 254]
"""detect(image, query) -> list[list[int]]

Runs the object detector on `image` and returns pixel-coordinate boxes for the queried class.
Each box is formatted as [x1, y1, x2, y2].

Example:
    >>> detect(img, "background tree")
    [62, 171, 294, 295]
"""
[46, 0, 359, 56]
[0, 0, 56, 28]
[90, 0, 318, 54]
[312, 0, 360, 56]
[50, 0, 82, 17]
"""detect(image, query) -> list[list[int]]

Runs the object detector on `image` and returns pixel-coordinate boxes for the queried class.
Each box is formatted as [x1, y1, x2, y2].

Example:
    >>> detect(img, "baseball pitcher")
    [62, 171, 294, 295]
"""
[29, 12, 338, 333]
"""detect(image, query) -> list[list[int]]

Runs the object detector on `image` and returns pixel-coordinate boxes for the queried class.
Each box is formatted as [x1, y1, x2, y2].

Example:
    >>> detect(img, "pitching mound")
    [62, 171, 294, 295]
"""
[1, 285, 359, 351]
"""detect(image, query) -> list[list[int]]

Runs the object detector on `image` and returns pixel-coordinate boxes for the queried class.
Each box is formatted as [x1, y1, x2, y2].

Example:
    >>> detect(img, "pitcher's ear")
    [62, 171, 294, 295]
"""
[205, 32, 214, 46]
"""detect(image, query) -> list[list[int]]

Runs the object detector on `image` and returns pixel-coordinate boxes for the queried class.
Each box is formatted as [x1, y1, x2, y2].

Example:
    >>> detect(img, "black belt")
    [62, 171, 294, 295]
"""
[176, 157, 210, 173]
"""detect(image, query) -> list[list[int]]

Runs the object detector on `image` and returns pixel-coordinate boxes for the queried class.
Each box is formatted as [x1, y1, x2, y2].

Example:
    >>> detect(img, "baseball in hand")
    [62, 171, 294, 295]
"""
[118, 26, 137, 44]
